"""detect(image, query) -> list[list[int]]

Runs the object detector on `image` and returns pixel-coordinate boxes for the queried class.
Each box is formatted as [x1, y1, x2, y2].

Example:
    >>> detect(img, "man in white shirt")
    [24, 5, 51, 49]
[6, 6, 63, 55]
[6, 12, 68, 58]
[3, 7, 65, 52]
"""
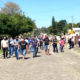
[1, 37, 9, 59]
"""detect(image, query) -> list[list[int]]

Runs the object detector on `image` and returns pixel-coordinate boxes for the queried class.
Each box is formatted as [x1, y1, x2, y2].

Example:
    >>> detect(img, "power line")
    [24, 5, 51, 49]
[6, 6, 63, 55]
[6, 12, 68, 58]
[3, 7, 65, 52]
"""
[72, 16, 74, 29]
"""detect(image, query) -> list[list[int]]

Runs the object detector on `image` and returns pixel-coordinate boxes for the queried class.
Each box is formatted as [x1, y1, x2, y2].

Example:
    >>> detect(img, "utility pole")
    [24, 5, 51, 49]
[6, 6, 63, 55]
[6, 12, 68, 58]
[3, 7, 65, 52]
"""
[72, 16, 74, 29]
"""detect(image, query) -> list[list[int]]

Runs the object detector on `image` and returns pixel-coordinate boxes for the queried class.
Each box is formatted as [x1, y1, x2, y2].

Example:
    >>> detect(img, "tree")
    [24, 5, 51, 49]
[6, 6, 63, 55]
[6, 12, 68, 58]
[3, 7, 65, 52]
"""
[51, 17, 58, 35]
[0, 2, 36, 37]
[1, 2, 21, 15]
[57, 20, 67, 34]
[76, 23, 80, 28]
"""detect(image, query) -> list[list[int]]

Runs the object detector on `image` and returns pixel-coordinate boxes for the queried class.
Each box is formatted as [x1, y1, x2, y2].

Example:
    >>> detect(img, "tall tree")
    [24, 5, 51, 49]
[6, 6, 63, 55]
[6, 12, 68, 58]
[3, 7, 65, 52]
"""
[0, 2, 36, 37]
[1, 2, 21, 15]
[57, 20, 67, 34]
[51, 16, 58, 35]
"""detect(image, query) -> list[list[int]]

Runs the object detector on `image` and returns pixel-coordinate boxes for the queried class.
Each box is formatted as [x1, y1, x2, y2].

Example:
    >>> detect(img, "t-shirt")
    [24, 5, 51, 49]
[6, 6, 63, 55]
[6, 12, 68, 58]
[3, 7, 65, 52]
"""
[44, 38, 49, 45]
[53, 39, 57, 45]
[60, 40, 64, 46]
[14, 39, 19, 48]
[1, 40, 8, 48]
[31, 39, 38, 47]
[28, 39, 31, 45]
[9, 39, 14, 46]
[19, 41, 27, 50]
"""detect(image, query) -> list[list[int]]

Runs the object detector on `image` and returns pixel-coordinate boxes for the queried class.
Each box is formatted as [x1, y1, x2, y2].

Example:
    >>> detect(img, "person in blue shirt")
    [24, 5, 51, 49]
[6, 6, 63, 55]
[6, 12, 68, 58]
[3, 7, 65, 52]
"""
[28, 38, 32, 53]
[9, 37, 14, 57]
[14, 36, 20, 60]
[31, 36, 38, 58]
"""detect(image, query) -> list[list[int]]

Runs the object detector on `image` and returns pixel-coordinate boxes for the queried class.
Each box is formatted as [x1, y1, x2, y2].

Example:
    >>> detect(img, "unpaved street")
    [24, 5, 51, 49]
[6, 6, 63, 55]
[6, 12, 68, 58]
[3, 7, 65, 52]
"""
[0, 48, 80, 80]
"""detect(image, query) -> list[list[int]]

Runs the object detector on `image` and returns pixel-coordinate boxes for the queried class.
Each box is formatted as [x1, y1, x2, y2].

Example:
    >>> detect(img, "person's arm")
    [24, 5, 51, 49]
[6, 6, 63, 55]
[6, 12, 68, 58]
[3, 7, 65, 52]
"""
[18, 42, 20, 50]
[8, 40, 9, 49]
[26, 43, 28, 51]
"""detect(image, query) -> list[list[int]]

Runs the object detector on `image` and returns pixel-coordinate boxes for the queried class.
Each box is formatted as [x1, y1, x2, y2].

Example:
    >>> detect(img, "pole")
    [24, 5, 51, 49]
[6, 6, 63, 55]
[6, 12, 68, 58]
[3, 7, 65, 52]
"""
[72, 16, 74, 29]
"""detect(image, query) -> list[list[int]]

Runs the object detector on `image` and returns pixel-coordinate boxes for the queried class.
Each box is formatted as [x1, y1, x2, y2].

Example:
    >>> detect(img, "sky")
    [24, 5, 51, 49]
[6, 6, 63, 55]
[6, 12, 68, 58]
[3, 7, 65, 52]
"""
[0, 0, 80, 28]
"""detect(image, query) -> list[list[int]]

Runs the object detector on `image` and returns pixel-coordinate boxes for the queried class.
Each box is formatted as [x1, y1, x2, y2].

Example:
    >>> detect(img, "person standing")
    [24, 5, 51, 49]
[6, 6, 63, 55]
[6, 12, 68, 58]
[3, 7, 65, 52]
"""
[39, 37, 43, 50]
[71, 36, 74, 48]
[44, 36, 50, 55]
[78, 35, 80, 47]
[14, 36, 20, 60]
[68, 38, 72, 49]
[19, 37, 28, 59]
[31, 36, 38, 58]
[1, 37, 9, 59]
[28, 38, 32, 53]
[60, 38, 65, 52]
[52, 36, 58, 53]
[9, 37, 14, 57]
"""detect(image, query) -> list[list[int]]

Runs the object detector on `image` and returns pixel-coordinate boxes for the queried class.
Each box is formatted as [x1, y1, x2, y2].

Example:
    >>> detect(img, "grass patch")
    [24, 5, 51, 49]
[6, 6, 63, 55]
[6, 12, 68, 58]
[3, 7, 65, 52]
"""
[0, 50, 3, 54]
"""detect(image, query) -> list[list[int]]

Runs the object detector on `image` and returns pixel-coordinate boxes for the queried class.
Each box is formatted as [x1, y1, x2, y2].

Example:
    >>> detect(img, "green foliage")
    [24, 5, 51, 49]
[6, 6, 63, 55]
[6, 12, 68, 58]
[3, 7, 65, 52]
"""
[48, 17, 79, 35]
[0, 2, 36, 37]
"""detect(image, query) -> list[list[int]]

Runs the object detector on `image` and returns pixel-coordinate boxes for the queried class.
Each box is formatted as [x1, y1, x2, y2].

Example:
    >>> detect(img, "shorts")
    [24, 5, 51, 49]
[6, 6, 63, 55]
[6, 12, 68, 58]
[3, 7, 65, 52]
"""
[45, 45, 49, 50]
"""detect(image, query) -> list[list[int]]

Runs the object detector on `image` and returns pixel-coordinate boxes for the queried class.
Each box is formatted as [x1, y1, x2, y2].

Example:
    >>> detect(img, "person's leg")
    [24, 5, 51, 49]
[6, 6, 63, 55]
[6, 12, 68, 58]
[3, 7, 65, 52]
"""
[79, 41, 80, 47]
[3, 48, 5, 59]
[54, 45, 56, 52]
[29, 45, 31, 53]
[5, 48, 8, 58]
[55, 45, 58, 53]
[10, 46, 14, 56]
[35, 47, 38, 56]
[61, 46, 64, 52]
[47, 45, 49, 55]
[15, 48, 18, 60]
[73, 42, 74, 48]
[53, 45, 55, 52]
[60, 45, 63, 52]
[45, 45, 47, 54]
[23, 49, 26, 59]
[33, 46, 36, 57]
[70, 43, 72, 49]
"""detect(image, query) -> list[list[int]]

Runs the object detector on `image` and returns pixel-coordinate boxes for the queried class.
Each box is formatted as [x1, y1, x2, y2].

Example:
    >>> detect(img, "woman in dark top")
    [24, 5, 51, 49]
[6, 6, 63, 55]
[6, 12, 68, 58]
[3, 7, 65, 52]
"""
[44, 36, 50, 55]
[52, 36, 58, 53]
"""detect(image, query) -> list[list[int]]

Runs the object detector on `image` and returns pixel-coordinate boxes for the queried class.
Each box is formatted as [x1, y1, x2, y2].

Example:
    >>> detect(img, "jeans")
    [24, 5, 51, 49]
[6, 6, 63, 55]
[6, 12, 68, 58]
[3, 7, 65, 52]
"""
[14, 47, 18, 59]
[21, 49, 26, 56]
[60, 45, 64, 52]
[29, 45, 32, 53]
[33, 46, 37, 57]
[53, 44, 58, 53]
[10, 46, 14, 56]
[3, 47, 8, 58]
[79, 41, 80, 47]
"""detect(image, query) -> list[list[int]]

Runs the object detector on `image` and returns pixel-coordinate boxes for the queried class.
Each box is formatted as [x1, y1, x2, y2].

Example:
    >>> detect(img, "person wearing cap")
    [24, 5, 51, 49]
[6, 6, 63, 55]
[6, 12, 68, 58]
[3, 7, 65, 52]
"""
[18, 37, 28, 59]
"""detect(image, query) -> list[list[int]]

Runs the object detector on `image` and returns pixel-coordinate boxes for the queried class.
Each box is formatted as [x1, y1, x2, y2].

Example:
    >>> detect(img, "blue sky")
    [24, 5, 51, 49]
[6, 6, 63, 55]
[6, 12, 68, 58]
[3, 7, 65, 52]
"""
[0, 0, 80, 28]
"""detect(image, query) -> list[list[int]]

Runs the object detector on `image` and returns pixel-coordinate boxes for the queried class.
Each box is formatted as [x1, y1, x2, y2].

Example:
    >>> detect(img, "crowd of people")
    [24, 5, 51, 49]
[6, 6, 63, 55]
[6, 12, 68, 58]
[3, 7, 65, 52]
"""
[0, 34, 80, 60]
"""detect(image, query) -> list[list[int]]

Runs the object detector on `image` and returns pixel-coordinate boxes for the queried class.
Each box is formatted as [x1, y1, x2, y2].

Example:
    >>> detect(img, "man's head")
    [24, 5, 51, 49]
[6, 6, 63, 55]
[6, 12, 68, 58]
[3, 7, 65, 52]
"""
[21, 37, 25, 42]
[3, 37, 6, 40]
